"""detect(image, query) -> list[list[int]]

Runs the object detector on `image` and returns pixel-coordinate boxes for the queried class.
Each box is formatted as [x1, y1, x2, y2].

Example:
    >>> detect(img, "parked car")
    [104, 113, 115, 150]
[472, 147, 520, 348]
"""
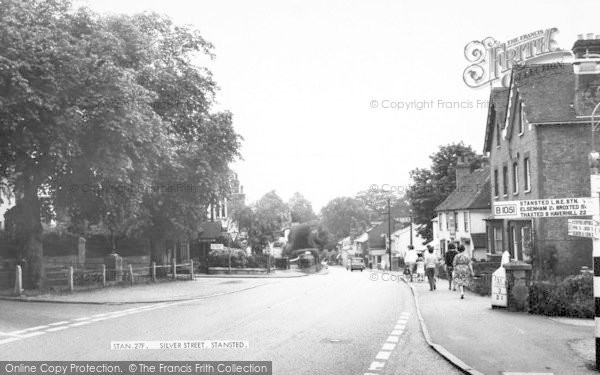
[349, 257, 365, 272]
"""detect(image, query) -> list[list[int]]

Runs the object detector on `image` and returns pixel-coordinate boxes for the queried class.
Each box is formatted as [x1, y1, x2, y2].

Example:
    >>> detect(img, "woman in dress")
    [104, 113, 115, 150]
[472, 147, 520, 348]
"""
[452, 245, 474, 299]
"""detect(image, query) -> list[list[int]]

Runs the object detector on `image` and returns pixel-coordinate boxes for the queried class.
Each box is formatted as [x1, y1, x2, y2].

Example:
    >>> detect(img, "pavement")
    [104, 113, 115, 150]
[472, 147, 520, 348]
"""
[0, 269, 313, 304]
[408, 276, 598, 375]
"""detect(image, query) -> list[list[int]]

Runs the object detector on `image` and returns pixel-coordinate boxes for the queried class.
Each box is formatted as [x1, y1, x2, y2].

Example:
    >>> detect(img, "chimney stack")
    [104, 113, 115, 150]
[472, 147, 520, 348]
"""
[455, 156, 471, 188]
[572, 33, 600, 116]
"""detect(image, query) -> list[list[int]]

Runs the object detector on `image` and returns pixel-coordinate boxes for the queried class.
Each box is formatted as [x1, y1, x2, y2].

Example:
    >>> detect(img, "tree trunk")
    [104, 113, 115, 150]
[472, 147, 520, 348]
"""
[19, 178, 44, 290]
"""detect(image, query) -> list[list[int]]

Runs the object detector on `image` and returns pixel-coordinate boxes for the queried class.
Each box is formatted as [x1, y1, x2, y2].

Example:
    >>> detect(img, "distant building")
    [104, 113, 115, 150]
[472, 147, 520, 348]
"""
[207, 172, 246, 235]
[391, 225, 425, 258]
[434, 158, 491, 261]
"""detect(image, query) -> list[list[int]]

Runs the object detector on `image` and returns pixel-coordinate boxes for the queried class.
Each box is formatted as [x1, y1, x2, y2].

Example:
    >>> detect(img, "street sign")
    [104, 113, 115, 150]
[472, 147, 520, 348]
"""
[568, 219, 600, 238]
[493, 197, 595, 219]
[396, 217, 412, 224]
[210, 243, 224, 250]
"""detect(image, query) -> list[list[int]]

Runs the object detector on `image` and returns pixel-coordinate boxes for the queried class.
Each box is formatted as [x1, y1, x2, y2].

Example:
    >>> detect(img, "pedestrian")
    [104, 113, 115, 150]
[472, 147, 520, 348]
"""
[404, 245, 418, 282]
[415, 254, 425, 282]
[445, 243, 458, 291]
[424, 245, 438, 291]
[452, 244, 474, 299]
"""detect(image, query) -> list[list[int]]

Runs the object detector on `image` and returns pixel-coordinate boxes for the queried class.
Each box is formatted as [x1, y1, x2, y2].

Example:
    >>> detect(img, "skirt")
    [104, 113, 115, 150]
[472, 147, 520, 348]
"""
[453, 264, 471, 287]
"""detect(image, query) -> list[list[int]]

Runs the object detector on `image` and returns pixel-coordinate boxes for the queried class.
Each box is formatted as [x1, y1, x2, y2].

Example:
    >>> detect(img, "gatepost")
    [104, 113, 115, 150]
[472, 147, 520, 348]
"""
[503, 261, 533, 312]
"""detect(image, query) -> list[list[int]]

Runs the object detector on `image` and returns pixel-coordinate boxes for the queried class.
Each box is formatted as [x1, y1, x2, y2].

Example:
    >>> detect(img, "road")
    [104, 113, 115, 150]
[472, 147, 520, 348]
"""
[0, 267, 461, 375]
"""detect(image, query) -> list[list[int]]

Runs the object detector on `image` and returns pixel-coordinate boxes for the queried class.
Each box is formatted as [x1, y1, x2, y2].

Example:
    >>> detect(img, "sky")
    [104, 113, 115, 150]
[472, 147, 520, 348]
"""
[78, 0, 600, 211]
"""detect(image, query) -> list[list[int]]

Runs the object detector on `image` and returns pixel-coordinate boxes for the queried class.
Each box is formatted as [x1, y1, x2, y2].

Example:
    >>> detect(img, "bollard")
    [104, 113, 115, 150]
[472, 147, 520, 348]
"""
[14, 265, 23, 297]
[152, 261, 156, 282]
[129, 264, 134, 285]
[172, 258, 177, 280]
[190, 260, 194, 280]
[68, 266, 74, 293]
[102, 264, 106, 287]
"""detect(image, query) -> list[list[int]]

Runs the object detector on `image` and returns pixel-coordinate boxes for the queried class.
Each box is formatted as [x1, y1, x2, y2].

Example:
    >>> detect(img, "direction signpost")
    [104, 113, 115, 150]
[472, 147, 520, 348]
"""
[568, 219, 600, 238]
[493, 197, 595, 219]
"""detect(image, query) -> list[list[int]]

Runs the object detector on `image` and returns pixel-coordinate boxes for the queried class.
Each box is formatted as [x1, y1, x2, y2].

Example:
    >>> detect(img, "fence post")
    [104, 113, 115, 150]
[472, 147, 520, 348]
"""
[172, 258, 177, 280]
[14, 265, 23, 297]
[68, 266, 74, 293]
[152, 261, 156, 282]
[102, 264, 106, 287]
[190, 260, 194, 280]
[129, 264, 134, 285]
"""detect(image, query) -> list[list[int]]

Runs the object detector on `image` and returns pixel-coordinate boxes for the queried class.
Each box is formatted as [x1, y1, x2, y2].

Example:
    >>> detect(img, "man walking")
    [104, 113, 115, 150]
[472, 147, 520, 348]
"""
[424, 245, 438, 291]
[445, 243, 458, 291]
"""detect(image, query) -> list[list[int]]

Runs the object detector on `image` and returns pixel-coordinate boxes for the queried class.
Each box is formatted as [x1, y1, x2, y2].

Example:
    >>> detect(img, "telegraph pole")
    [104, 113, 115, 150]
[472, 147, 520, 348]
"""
[387, 199, 393, 271]
[409, 209, 413, 247]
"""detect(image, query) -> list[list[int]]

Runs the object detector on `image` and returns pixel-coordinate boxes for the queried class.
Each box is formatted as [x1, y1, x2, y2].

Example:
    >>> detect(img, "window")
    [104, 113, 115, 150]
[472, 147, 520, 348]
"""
[493, 227, 503, 253]
[524, 157, 531, 192]
[494, 169, 499, 197]
[512, 227, 519, 260]
[454, 212, 459, 233]
[439, 214, 443, 231]
[496, 123, 501, 146]
[464, 212, 470, 232]
[512, 162, 519, 194]
[521, 227, 531, 261]
[502, 165, 508, 196]
[445, 213, 449, 231]
[518, 102, 524, 135]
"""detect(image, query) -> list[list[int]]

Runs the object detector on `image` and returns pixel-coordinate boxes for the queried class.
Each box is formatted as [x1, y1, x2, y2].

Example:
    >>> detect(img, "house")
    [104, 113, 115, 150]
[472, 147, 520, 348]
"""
[391, 225, 426, 258]
[434, 158, 491, 261]
[207, 172, 246, 236]
[338, 236, 353, 265]
[483, 35, 600, 276]
[353, 233, 368, 259]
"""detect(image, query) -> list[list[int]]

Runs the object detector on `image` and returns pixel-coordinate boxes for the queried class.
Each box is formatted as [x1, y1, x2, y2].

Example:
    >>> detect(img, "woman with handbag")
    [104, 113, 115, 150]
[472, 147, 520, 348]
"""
[452, 244, 474, 299]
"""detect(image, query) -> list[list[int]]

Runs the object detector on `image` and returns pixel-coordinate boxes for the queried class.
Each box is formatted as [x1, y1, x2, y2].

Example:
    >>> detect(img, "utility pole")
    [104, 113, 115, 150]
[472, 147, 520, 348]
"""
[409, 209, 413, 247]
[387, 199, 392, 271]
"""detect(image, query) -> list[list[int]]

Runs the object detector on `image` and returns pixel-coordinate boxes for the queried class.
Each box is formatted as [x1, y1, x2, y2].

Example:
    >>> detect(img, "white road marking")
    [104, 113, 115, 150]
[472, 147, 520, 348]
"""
[382, 343, 396, 351]
[0, 338, 21, 345]
[375, 351, 391, 360]
[386, 335, 399, 343]
[394, 324, 406, 330]
[368, 362, 385, 371]
[73, 317, 92, 321]
[390, 329, 403, 335]
[48, 321, 69, 326]
[501, 373, 554, 375]
[70, 321, 91, 327]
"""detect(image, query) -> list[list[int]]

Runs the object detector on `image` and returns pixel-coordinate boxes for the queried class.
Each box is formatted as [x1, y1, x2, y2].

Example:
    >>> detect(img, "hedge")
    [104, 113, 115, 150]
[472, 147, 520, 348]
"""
[529, 273, 593, 318]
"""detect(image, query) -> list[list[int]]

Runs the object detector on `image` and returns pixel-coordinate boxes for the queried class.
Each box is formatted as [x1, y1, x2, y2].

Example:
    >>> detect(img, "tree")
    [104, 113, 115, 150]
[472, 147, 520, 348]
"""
[355, 189, 411, 222]
[288, 192, 317, 223]
[0, 1, 240, 286]
[320, 197, 371, 241]
[234, 191, 289, 254]
[407, 142, 484, 242]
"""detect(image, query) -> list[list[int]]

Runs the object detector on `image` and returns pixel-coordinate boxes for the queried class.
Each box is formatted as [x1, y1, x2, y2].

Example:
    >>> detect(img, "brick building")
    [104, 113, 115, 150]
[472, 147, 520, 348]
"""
[483, 36, 600, 276]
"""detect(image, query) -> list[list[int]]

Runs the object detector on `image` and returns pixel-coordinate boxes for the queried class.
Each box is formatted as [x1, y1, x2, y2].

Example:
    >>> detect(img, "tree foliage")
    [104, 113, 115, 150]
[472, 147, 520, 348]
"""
[407, 142, 484, 242]
[288, 192, 317, 223]
[320, 197, 371, 241]
[233, 191, 289, 254]
[0, 0, 240, 286]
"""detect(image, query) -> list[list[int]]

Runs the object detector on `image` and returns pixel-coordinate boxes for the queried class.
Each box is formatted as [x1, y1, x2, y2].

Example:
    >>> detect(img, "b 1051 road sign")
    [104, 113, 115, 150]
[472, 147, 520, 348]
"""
[493, 197, 595, 219]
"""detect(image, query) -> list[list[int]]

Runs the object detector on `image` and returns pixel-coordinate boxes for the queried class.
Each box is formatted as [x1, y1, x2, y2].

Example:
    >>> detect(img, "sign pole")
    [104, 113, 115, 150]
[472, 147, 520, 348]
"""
[589, 151, 600, 370]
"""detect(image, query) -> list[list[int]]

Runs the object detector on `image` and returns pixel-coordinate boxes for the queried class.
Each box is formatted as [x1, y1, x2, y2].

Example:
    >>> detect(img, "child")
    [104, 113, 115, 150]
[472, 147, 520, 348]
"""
[415, 254, 425, 282]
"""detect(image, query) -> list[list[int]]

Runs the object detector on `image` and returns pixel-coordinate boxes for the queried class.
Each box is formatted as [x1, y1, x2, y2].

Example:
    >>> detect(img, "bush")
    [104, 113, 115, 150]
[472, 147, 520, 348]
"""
[529, 273, 593, 318]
